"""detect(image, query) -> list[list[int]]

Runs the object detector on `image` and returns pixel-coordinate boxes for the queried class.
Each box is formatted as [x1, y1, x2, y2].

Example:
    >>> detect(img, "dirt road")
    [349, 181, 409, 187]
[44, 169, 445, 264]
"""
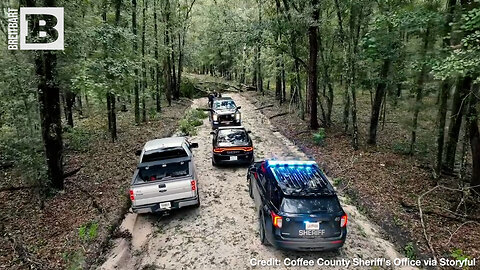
[100, 94, 417, 270]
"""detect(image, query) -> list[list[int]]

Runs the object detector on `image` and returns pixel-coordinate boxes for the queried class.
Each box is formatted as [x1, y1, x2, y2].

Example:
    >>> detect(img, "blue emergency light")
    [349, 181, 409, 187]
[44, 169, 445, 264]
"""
[266, 160, 317, 167]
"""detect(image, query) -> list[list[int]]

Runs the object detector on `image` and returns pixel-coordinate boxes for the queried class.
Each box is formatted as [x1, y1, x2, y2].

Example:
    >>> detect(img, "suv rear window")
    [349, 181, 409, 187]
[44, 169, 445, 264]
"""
[217, 129, 248, 146]
[137, 161, 190, 183]
[142, 147, 187, 162]
[280, 196, 341, 214]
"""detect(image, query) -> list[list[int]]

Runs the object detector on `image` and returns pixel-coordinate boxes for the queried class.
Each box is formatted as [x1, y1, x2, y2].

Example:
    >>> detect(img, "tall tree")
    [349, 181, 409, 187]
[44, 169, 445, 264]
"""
[141, 0, 147, 122]
[307, 0, 320, 130]
[435, 0, 457, 176]
[154, 0, 161, 112]
[27, 0, 64, 189]
[132, 0, 140, 123]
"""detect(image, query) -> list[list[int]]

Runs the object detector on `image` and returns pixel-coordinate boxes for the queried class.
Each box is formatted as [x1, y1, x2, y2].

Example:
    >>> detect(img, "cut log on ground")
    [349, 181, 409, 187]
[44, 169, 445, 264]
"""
[255, 104, 274, 110]
[269, 112, 289, 119]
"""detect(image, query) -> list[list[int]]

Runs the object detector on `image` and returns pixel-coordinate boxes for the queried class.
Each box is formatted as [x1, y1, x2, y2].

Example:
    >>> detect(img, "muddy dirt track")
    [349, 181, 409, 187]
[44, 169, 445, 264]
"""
[100, 94, 417, 270]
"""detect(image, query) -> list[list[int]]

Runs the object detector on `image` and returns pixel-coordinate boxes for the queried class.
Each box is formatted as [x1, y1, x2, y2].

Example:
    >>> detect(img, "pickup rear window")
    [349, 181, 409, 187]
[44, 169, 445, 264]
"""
[142, 147, 188, 163]
[137, 161, 190, 183]
[280, 196, 341, 214]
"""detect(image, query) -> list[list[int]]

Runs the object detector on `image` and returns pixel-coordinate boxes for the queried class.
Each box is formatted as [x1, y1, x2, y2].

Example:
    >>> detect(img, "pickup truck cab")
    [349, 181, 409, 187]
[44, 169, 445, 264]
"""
[130, 137, 200, 214]
[210, 97, 241, 129]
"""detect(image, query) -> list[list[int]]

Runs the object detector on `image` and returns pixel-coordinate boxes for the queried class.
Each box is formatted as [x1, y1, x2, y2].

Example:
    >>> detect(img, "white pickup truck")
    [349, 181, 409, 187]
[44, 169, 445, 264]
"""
[130, 137, 200, 213]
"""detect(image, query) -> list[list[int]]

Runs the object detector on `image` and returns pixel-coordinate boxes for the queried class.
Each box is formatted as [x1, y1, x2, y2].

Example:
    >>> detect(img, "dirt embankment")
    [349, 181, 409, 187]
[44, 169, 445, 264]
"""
[0, 99, 192, 270]
[100, 94, 417, 270]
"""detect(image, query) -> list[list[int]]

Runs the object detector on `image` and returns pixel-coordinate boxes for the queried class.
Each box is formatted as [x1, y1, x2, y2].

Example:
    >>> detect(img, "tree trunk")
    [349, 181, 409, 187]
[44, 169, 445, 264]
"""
[154, 0, 161, 112]
[141, 0, 147, 122]
[468, 83, 480, 196]
[76, 92, 83, 116]
[368, 58, 391, 145]
[445, 77, 471, 171]
[164, 0, 172, 106]
[435, 0, 457, 176]
[409, 27, 430, 154]
[28, 0, 64, 189]
[318, 29, 333, 127]
[132, 0, 140, 124]
[307, 0, 320, 130]
[65, 90, 75, 127]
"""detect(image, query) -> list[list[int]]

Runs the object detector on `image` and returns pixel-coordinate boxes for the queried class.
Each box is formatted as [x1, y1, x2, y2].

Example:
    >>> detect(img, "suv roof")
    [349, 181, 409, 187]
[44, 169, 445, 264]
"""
[213, 97, 233, 101]
[143, 137, 185, 151]
[265, 160, 335, 196]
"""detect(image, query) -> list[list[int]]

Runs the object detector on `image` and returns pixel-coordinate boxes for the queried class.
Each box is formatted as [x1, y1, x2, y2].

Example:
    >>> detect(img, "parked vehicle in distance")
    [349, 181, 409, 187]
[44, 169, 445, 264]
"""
[210, 97, 241, 129]
[211, 126, 254, 166]
[130, 137, 200, 213]
[247, 160, 347, 251]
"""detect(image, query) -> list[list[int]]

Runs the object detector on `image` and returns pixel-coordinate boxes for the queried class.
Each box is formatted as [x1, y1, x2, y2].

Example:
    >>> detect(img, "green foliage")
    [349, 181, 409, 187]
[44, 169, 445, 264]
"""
[179, 109, 207, 136]
[433, 7, 480, 80]
[313, 128, 326, 146]
[180, 79, 202, 98]
[64, 127, 92, 153]
[78, 221, 99, 242]
[62, 250, 85, 270]
[332, 178, 343, 186]
[451, 249, 472, 269]
[404, 242, 416, 260]
[0, 126, 47, 185]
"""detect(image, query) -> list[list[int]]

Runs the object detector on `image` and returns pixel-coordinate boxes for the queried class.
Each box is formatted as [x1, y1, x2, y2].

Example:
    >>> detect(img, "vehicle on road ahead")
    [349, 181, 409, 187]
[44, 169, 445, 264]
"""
[247, 160, 347, 251]
[211, 126, 254, 166]
[130, 137, 200, 213]
[210, 97, 241, 129]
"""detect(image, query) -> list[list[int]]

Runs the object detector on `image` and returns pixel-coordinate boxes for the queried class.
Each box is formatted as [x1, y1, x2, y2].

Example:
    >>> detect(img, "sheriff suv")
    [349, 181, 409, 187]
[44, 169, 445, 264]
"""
[211, 126, 254, 166]
[130, 137, 200, 213]
[210, 97, 241, 129]
[247, 160, 347, 251]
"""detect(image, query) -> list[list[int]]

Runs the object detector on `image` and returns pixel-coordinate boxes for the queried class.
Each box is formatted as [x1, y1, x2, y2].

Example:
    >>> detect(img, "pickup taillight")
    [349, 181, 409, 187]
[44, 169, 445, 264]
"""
[191, 180, 196, 191]
[129, 190, 134, 201]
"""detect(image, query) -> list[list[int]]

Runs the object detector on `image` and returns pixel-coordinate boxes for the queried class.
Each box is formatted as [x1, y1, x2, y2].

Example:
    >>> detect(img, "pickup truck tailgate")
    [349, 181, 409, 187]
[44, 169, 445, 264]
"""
[132, 177, 195, 207]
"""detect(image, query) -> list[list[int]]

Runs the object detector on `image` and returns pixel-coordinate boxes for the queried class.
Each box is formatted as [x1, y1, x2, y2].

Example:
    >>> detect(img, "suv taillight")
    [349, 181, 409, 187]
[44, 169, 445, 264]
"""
[271, 211, 282, 228]
[191, 180, 196, 191]
[129, 190, 134, 201]
[340, 214, 348, 227]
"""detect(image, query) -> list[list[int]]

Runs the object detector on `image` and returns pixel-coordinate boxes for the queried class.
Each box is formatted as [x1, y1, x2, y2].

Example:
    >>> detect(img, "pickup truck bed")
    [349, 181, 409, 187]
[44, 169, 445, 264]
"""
[130, 156, 199, 213]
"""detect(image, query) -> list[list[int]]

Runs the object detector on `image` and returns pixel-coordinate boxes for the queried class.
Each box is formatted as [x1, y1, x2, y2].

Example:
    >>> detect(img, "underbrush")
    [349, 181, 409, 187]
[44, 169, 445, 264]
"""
[0, 125, 47, 186]
[181, 78, 205, 99]
[179, 109, 208, 136]
[64, 126, 93, 152]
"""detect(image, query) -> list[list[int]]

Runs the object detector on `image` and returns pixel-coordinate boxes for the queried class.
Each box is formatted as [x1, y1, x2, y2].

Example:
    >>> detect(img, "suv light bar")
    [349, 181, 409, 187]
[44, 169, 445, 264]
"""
[266, 160, 317, 167]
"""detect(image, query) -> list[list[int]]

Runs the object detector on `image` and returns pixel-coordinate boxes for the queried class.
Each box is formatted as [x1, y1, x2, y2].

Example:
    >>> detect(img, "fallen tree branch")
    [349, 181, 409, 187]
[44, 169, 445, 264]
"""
[269, 112, 289, 119]
[445, 221, 480, 246]
[255, 104, 274, 110]
[400, 200, 480, 222]
[418, 186, 439, 260]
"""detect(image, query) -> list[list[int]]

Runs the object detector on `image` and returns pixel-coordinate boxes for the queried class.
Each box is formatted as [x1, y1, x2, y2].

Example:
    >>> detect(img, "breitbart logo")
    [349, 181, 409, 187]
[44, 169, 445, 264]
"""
[6, 7, 64, 50]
